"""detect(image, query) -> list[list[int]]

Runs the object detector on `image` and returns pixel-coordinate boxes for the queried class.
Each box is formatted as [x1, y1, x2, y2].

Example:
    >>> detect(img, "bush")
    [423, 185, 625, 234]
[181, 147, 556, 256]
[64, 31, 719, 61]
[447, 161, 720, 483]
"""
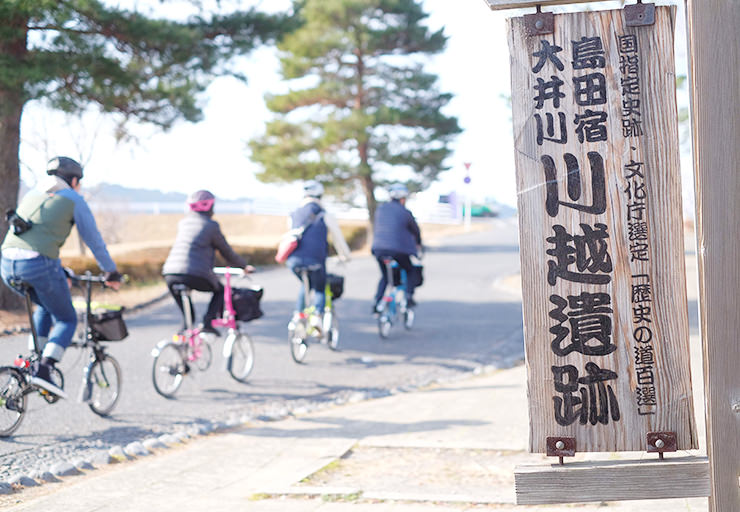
[62, 225, 368, 286]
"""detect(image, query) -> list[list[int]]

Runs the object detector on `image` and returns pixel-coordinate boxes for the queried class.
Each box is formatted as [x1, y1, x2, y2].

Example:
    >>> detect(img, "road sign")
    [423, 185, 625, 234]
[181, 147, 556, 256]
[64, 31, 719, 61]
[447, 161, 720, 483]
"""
[508, 6, 697, 453]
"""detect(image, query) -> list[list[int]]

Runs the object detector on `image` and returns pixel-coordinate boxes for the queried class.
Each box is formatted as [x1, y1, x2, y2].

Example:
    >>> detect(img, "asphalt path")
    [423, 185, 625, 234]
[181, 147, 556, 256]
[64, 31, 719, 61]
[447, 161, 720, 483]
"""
[0, 218, 524, 474]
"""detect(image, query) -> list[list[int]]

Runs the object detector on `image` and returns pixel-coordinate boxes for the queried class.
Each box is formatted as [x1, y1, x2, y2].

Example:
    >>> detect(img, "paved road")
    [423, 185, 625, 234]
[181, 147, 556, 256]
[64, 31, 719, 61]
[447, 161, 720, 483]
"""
[0, 219, 524, 476]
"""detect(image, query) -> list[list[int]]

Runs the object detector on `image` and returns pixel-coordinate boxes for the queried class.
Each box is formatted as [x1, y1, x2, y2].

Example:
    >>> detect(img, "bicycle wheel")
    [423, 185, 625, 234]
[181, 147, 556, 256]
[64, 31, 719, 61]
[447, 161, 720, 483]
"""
[403, 308, 415, 330]
[227, 333, 255, 382]
[325, 310, 340, 351]
[192, 337, 213, 371]
[152, 342, 186, 398]
[289, 323, 308, 364]
[87, 355, 122, 416]
[0, 367, 27, 437]
[378, 315, 392, 339]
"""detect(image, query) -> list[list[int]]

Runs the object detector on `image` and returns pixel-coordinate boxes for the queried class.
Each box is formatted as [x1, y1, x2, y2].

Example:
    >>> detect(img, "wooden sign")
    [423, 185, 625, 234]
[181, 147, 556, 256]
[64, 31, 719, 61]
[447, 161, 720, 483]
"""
[507, 6, 698, 452]
[485, 0, 604, 10]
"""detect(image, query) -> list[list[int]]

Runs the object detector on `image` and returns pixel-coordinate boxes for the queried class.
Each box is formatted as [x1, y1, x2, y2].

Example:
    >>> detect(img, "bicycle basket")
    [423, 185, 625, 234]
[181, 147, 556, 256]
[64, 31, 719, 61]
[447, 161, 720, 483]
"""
[231, 287, 264, 322]
[90, 308, 128, 341]
[327, 273, 344, 299]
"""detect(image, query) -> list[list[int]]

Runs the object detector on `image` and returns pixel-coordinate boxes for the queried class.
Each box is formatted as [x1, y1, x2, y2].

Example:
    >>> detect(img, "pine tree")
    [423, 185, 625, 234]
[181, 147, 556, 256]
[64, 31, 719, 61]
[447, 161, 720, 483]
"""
[249, 0, 460, 221]
[0, 1, 295, 309]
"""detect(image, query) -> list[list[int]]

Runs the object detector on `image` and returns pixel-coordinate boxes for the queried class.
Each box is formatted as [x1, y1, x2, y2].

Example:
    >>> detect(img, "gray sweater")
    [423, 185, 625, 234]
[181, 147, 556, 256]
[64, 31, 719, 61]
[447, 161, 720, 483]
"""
[162, 212, 247, 286]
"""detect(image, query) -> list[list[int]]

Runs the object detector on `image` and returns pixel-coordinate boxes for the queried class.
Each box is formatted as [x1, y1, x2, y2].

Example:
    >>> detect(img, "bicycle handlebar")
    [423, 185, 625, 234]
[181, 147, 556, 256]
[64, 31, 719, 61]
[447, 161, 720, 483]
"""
[213, 266, 255, 276]
[64, 268, 127, 287]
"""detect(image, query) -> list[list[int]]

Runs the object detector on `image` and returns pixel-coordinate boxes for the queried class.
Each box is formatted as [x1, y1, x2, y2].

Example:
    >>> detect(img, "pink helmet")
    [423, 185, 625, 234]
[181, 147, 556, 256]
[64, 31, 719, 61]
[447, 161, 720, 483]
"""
[187, 190, 215, 213]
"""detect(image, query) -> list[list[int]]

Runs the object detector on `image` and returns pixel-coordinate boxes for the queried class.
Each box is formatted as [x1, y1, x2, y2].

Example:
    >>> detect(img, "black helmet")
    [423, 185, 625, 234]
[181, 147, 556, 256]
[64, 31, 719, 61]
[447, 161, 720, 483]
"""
[46, 157, 83, 183]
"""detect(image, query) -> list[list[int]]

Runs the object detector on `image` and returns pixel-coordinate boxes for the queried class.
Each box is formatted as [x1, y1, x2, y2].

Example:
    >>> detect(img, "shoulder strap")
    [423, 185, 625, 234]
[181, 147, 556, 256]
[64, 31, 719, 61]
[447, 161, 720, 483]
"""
[304, 203, 324, 227]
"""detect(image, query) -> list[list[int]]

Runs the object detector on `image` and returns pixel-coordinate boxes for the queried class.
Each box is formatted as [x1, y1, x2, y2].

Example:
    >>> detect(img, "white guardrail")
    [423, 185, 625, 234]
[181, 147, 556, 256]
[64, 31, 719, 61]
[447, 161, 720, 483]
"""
[90, 199, 465, 224]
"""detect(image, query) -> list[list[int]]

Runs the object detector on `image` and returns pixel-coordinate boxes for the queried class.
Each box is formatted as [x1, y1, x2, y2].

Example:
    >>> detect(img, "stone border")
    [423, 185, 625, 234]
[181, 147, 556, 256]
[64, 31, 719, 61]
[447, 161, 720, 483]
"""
[0, 351, 525, 498]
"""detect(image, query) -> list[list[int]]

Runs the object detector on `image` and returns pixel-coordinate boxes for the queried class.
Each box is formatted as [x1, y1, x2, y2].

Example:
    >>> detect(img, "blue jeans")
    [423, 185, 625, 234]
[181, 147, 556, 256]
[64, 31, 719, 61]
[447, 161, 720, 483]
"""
[286, 258, 326, 312]
[1, 255, 76, 361]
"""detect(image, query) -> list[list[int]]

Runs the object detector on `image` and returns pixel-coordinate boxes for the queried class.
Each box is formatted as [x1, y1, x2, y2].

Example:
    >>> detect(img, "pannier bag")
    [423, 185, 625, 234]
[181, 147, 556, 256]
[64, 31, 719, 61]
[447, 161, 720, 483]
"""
[90, 308, 128, 341]
[275, 232, 300, 263]
[327, 273, 344, 299]
[392, 264, 424, 288]
[231, 287, 264, 322]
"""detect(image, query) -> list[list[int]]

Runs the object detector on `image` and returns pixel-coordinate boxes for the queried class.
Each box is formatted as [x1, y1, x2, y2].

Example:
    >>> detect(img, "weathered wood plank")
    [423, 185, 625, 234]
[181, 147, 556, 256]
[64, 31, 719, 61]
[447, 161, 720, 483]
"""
[686, 1, 740, 510]
[515, 456, 710, 504]
[484, 0, 604, 11]
[507, 7, 697, 453]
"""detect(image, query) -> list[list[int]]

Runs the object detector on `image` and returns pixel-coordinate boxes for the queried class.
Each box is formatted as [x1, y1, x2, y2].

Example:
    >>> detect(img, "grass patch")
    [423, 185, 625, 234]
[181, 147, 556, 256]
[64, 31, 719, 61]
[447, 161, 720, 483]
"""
[321, 492, 363, 502]
[248, 493, 273, 501]
[300, 458, 343, 483]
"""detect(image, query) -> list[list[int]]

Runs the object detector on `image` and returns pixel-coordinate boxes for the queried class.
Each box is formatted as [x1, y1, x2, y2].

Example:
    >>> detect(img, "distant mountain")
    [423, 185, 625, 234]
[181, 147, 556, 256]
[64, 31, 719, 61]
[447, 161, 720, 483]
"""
[88, 183, 251, 204]
[89, 183, 188, 203]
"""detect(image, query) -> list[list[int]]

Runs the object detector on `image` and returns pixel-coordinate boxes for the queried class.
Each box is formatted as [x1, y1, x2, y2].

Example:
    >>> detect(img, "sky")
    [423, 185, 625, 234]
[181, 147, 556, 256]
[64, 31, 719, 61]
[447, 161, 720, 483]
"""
[17, 0, 694, 211]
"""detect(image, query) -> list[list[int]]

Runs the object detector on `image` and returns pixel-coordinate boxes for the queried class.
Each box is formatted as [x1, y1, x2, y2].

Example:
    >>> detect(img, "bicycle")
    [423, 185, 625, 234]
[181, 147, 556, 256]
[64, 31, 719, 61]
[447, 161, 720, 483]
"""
[0, 270, 125, 436]
[288, 265, 341, 364]
[375, 258, 415, 339]
[151, 267, 257, 398]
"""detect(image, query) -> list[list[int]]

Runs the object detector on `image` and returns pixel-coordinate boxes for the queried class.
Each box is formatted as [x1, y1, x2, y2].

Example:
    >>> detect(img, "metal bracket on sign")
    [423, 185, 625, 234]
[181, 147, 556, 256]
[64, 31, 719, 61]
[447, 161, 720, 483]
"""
[546, 436, 576, 465]
[624, 1, 656, 27]
[646, 431, 677, 460]
[524, 5, 554, 37]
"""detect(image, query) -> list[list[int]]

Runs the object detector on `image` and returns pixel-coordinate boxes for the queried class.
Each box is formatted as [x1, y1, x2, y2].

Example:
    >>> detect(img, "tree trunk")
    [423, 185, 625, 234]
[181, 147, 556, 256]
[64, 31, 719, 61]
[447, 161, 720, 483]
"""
[0, 16, 28, 310]
[0, 89, 25, 311]
[360, 168, 377, 226]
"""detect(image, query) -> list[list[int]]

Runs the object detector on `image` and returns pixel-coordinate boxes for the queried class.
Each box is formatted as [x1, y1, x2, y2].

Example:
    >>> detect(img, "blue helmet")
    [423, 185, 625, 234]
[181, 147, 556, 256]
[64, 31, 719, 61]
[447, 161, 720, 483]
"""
[388, 183, 409, 200]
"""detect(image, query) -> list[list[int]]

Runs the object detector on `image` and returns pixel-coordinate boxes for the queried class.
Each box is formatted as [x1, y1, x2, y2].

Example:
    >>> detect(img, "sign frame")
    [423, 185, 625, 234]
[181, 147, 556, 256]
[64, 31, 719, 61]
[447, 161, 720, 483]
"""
[507, 5, 697, 454]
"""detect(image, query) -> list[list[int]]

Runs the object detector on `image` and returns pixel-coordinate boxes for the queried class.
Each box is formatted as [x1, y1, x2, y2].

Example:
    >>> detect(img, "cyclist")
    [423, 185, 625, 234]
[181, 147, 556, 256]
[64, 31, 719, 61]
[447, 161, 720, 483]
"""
[371, 183, 422, 313]
[162, 190, 254, 336]
[1, 156, 121, 397]
[286, 181, 351, 331]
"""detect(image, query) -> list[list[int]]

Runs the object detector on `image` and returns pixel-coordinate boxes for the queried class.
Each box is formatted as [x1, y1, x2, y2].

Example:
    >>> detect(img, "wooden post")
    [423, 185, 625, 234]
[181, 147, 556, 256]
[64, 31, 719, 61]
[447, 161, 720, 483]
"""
[685, 1, 740, 511]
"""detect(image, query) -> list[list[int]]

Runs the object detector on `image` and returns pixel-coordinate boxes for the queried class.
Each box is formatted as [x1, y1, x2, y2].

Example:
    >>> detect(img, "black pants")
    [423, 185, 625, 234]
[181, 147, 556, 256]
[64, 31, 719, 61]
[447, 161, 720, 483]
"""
[373, 252, 416, 303]
[164, 274, 224, 329]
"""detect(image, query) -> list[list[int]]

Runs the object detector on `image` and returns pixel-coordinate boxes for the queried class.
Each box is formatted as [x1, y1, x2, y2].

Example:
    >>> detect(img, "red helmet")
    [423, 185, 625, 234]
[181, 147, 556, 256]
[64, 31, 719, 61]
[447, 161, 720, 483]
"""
[187, 190, 215, 213]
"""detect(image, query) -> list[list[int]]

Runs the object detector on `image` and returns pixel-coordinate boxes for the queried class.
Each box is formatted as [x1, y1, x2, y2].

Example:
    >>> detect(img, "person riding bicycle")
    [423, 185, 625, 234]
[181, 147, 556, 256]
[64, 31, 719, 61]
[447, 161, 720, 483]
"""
[371, 183, 422, 313]
[286, 180, 351, 331]
[162, 190, 254, 336]
[1, 156, 121, 397]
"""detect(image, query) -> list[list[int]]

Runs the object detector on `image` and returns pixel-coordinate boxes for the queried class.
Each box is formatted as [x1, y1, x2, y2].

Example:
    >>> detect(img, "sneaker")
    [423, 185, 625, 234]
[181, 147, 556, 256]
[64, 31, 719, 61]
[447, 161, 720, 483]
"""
[372, 302, 382, 315]
[31, 362, 67, 399]
[309, 314, 323, 335]
[198, 323, 221, 337]
[407, 298, 417, 308]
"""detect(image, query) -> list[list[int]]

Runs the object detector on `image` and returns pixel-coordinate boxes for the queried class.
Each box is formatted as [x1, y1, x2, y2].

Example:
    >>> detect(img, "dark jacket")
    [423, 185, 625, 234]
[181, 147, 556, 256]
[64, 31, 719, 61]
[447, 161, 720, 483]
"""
[371, 200, 421, 256]
[162, 211, 246, 286]
[290, 201, 327, 265]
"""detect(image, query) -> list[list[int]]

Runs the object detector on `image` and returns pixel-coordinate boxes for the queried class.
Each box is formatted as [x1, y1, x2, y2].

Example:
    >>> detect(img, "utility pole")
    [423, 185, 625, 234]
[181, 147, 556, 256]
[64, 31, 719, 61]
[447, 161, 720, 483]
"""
[463, 162, 472, 230]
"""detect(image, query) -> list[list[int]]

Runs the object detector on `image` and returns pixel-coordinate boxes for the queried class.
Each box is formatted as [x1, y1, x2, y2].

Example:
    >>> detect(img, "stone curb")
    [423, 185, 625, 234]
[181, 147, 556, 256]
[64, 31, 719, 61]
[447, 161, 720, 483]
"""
[0, 350, 524, 499]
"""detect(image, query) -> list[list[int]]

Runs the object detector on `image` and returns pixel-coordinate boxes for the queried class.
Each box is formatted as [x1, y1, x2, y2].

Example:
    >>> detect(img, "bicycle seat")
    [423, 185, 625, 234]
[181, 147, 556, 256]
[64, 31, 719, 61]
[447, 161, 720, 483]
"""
[379, 258, 399, 268]
[7, 278, 31, 293]
[171, 284, 192, 294]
